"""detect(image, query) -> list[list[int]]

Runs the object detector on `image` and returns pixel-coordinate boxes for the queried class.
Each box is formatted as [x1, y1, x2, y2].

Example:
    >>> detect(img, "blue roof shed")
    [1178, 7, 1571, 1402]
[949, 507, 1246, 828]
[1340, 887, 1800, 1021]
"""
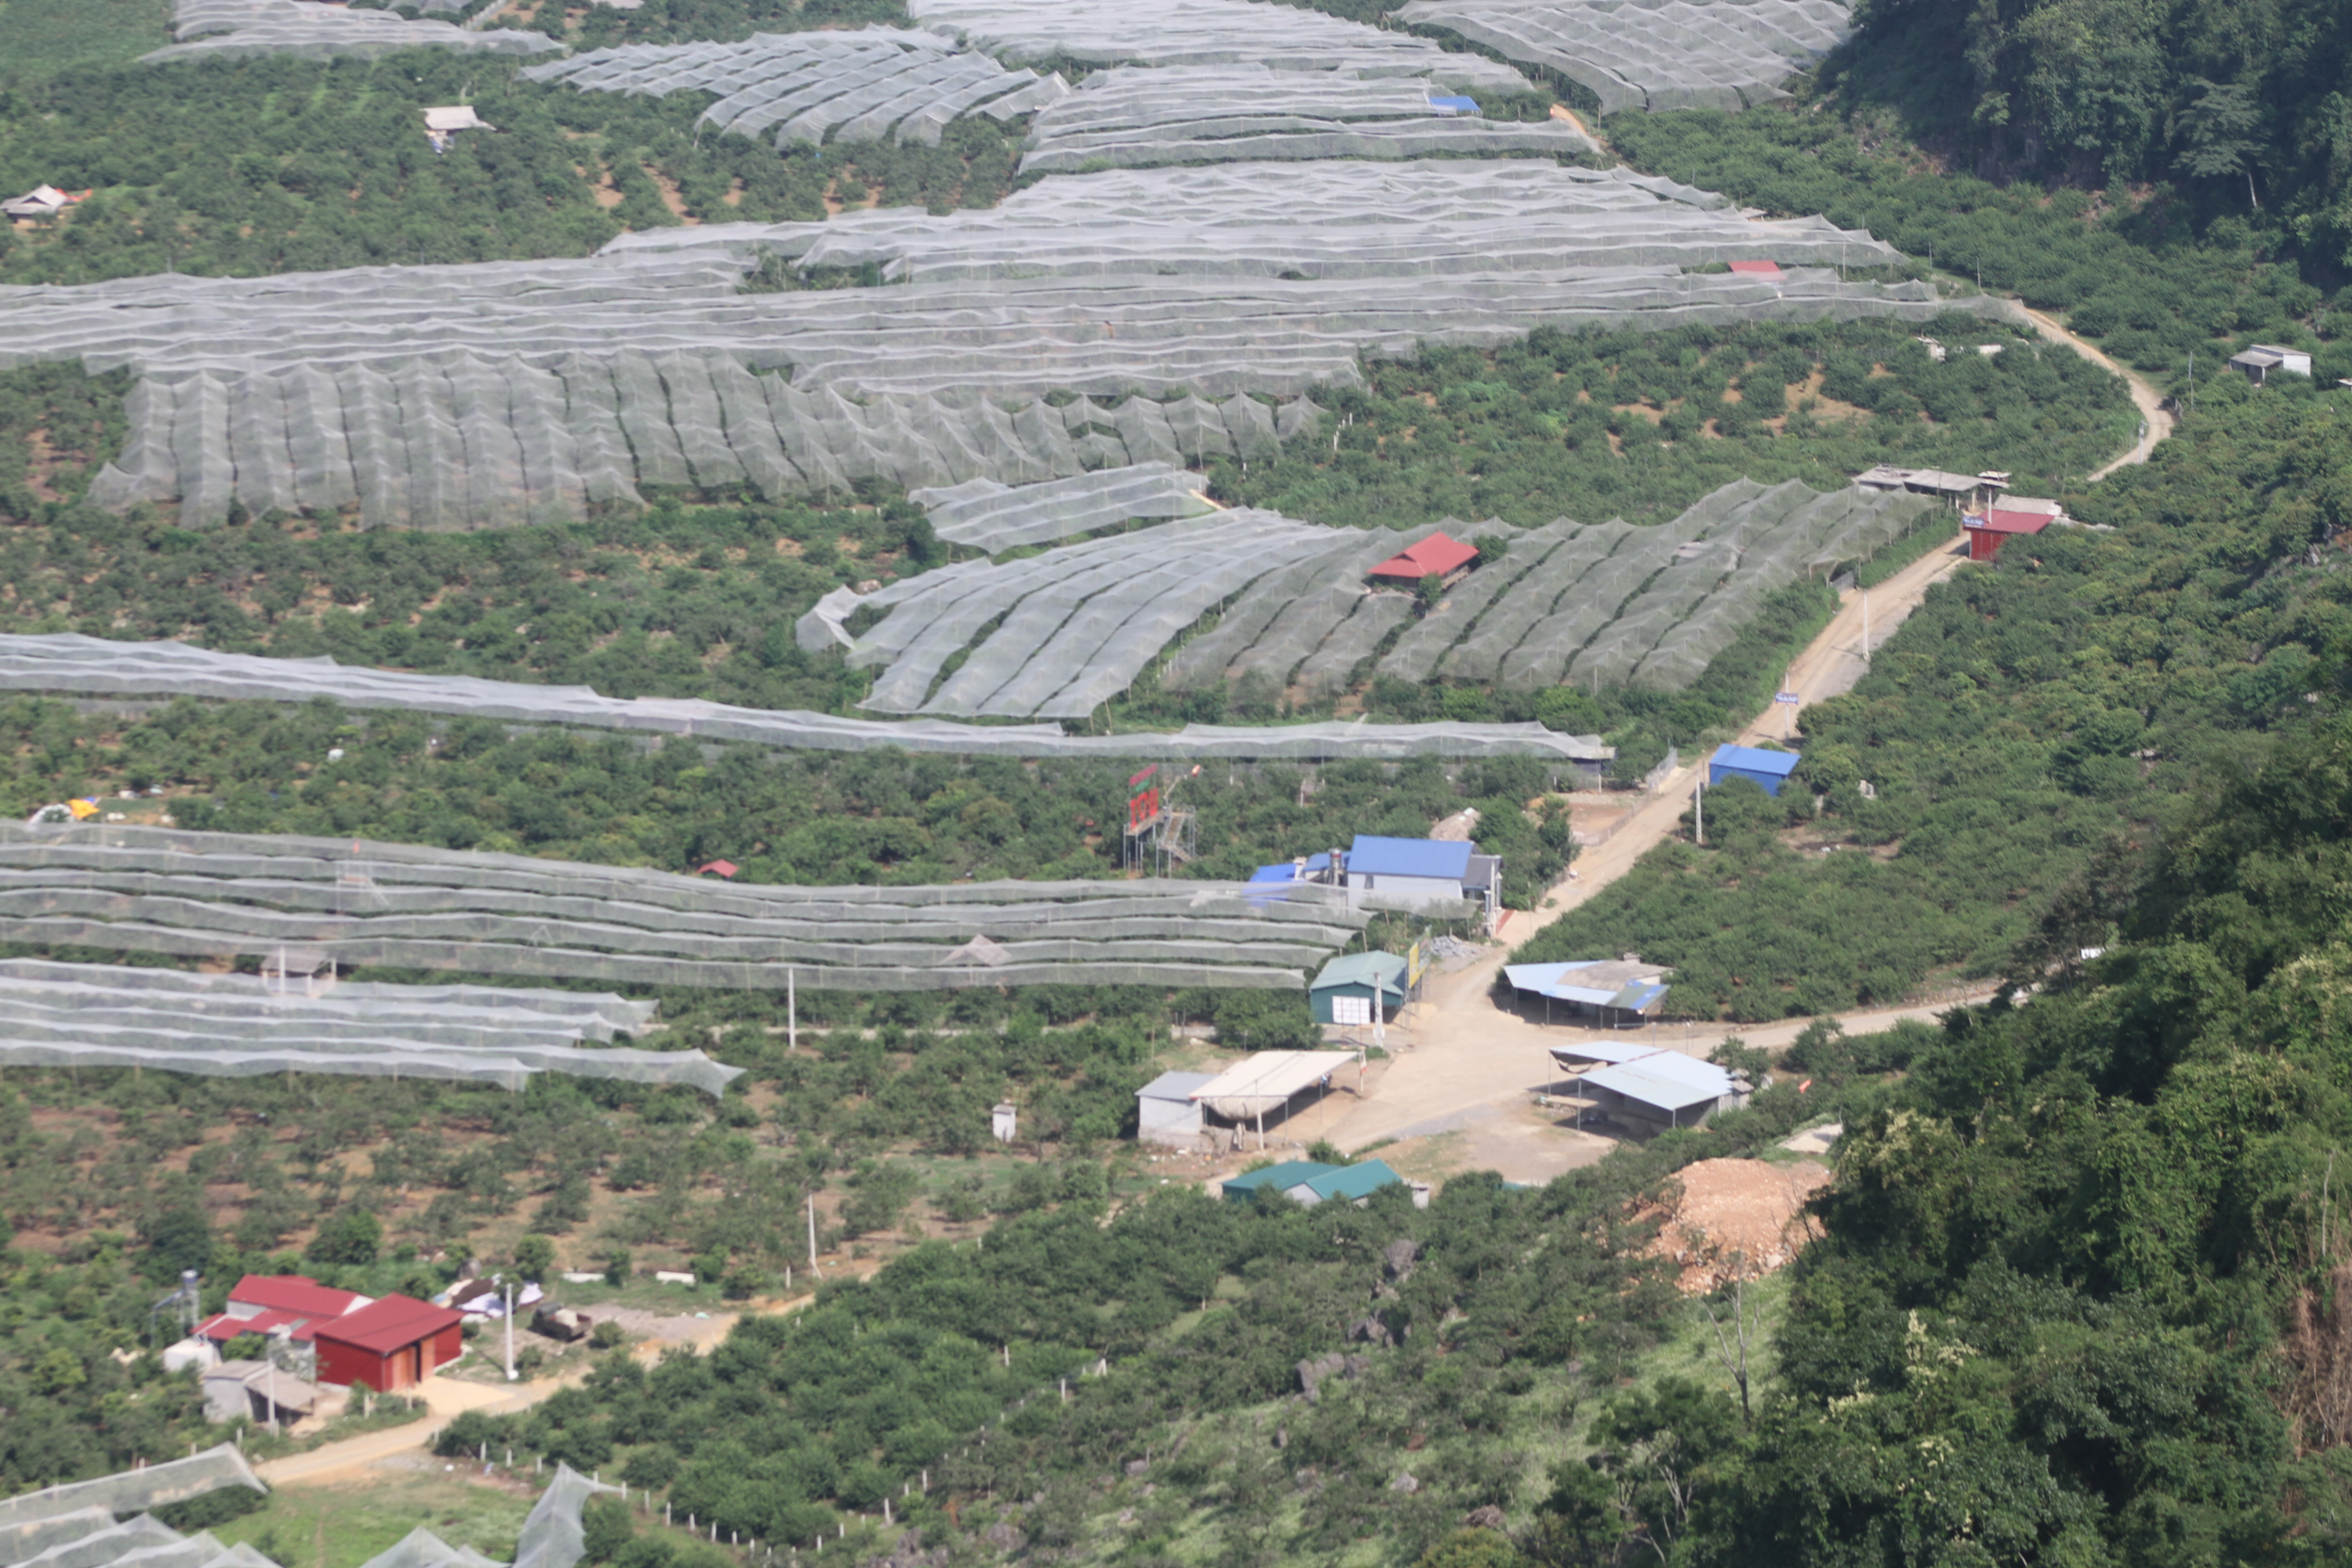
[1708, 744, 1801, 798]
[1347, 836, 1473, 880]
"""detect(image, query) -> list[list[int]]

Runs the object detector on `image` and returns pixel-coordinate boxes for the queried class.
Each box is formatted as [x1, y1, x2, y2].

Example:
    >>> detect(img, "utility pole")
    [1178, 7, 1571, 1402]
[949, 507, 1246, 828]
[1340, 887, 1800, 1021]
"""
[1694, 776, 1704, 846]
[807, 1195, 818, 1274]
[787, 969, 796, 1054]
[503, 1281, 515, 1382]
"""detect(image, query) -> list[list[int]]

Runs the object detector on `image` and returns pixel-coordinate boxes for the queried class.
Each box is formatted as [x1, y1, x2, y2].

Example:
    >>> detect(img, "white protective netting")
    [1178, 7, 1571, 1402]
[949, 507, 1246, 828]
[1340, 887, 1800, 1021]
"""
[1163, 480, 1933, 695]
[0, 1454, 603, 1568]
[0, 631, 1609, 760]
[906, 0, 1533, 91]
[0, 824, 1375, 992]
[1017, 65, 1594, 173]
[517, 30, 1065, 148]
[909, 461, 1216, 552]
[508, 1468, 622, 1568]
[842, 511, 1343, 718]
[0, 1450, 264, 1535]
[1393, 0, 1852, 114]
[0, 958, 739, 1095]
[597, 159, 1913, 284]
[144, 0, 559, 62]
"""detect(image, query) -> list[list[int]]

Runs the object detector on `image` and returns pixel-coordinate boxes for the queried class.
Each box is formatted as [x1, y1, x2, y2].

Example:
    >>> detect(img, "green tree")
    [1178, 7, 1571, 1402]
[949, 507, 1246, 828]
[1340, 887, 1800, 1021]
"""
[306, 1208, 381, 1265]
[513, 1234, 556, 1282]
[2174, 77, 2263, 209]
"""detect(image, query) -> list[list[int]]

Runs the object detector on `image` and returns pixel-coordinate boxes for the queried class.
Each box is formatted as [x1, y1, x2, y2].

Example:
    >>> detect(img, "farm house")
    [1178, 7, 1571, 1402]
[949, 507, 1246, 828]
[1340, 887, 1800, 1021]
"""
[1964, 499, 2060, 562]
[1367, 532, 1480, 588]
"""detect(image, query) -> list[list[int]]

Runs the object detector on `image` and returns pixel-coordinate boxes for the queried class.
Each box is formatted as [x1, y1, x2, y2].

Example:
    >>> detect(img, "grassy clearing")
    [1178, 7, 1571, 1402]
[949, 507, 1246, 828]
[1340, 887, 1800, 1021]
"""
[210, 1468, 534, 1568]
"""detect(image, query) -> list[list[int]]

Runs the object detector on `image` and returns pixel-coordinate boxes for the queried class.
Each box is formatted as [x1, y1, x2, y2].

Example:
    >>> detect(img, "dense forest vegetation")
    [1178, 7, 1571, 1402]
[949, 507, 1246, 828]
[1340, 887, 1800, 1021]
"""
[1516, 372, 2352, 1019]
[1838, 0, 2352, 270]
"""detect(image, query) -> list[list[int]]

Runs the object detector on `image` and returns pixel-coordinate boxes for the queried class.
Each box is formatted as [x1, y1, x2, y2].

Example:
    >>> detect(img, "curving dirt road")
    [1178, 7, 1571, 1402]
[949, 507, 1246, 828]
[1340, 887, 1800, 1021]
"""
[2019, 306, 2174, 480]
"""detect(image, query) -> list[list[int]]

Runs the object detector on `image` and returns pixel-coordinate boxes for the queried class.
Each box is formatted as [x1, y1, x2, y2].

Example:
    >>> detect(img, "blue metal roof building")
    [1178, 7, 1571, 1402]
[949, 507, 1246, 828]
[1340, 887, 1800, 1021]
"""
[1708, 744, 1801, 798]
[1220, 1159, 1421, 1208]
[1503, 959, 1671, 1026]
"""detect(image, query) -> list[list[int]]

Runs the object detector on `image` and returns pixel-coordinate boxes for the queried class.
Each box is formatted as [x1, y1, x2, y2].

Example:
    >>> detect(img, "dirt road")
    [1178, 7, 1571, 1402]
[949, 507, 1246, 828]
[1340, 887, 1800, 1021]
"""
[260, 1306, 754, 1488]
[2020, 307, 2174, 480]
[1322, 537, 1976, 1162]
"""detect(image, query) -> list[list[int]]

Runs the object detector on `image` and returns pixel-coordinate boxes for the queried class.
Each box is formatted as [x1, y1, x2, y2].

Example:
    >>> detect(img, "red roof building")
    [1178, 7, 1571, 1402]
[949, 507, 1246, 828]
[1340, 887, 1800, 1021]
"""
[1726, 260, 1784, 278]
[196, 1275, 372, 1346]
[312, 1294, 465, 1392]
[696, 859, 739, 879]
[1964, 504, 2058, 562]
[1368, 533, 1480, 588]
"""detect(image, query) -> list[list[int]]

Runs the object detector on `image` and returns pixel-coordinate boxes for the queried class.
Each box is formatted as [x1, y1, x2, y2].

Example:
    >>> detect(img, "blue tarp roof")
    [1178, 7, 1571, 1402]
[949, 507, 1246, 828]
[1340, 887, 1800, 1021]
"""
[1709, 744, 1800, 777]
[1348, 835, 1473, 879]
[1427, 95, 1479, 114]
[1249, 852, 1333, 882]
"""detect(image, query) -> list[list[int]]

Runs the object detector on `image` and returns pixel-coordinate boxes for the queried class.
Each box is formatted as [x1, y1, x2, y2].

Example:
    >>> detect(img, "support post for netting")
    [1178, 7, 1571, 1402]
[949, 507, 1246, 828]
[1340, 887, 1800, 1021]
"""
[788, 968, 796, 1054]
[808, 1194, 818, 1272]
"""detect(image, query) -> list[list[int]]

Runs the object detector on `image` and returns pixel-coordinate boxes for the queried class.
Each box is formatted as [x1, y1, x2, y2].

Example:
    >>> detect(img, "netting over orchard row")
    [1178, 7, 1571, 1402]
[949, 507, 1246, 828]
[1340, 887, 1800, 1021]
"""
[88, 351, 1325, 530]
[905, 0, 1534, 91]
[0, 959, 740, 1094]
[842, 510, 1345, 718]
[910, 461, 1213, 551]
[1161, 478, 1938, 697]
[1394, 0, 1852, 115]
[38, 248, 1992, 530]
[0, 1452, 611, 1568]
[1016, 65, 1594, 173]
[604, 160, 1896, 282]
[0, 632, 1617, 760]
[145, 0, 560, 62]
[518, 30, 1068, 149]
[0, 824, 1372, 991]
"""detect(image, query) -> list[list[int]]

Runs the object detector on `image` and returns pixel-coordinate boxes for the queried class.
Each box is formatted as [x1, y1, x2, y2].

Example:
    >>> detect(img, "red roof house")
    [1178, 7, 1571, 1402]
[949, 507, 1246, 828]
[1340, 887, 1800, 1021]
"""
[1726, 260, 1784, 278]
[195, 1274, 372, 1346]
[1368, 532, 1480, 588]
[312, 1294, 465, 1392]
[1964, 503, 2058, 562]
[696, 859, 739, 879]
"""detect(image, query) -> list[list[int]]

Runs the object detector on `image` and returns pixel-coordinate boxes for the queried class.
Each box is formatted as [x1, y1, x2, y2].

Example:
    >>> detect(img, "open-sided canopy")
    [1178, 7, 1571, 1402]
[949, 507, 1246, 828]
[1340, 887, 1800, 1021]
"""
[1191, 1049, 1357, 1118]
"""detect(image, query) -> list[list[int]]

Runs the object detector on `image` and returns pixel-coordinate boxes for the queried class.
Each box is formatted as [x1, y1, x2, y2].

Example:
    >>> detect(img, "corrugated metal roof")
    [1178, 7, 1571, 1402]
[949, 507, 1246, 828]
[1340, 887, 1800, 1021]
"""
[1726, 259, 1782, 276]
[1292, 1159, 1406, 1202]
[1546, 1037, 1663, 1067]
[229, 1274, 369, 1321]
[1369, 532, 1480, 581]
[1348, 834, 1473, 879]
[1710, 743, 1800, 777]
[1137, 1070, 1216, 1102]
[1191, 1050, 1357, 1117]
[1311, 950, 1407, 995]
[1970, 508, 2055, 534]
[312, 1294, 463, 1356]
[1222, 1160, 1334, 1199]
[1583, 1054, 1733, 1113]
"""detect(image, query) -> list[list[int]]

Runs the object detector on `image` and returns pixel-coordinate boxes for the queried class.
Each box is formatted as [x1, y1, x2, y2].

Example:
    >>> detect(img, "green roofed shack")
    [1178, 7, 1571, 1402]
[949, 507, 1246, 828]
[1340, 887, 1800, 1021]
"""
[1221, 1161, 1335, 1202]
[1220, 1158, 1426, 1209]
[1309, 951, 1407, 1024]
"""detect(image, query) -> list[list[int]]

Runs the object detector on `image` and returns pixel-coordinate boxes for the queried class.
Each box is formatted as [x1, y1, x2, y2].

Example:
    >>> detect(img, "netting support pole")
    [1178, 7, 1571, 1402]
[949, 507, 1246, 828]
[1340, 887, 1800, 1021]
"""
[788, 968, 796, 1054]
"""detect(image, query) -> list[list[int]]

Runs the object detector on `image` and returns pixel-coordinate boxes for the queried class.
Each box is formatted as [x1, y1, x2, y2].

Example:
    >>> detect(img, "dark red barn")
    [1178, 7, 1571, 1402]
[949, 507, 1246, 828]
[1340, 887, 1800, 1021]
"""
[312, 1294, 464, 1392]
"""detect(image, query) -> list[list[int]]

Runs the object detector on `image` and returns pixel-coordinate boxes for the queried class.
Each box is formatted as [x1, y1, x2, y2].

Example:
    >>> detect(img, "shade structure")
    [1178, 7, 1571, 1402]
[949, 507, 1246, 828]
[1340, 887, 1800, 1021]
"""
[0, 632, 1614, 762]
[144, 0, 559, 61]
[0, 823, 1370, 994]
[1190, 1049, 1358, 1119]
